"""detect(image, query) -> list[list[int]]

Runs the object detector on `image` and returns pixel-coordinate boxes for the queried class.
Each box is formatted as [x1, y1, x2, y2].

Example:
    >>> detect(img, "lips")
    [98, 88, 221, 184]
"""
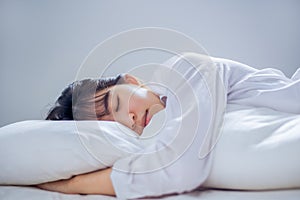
[144, 109, 151, 127]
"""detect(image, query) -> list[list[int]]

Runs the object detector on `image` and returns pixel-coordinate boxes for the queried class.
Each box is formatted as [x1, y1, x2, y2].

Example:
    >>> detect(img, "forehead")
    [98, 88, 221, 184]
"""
[109, 84, 139, 94]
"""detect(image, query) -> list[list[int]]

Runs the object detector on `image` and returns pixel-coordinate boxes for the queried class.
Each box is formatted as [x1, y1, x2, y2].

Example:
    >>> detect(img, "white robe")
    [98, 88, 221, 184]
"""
[110, 53, 300, 199]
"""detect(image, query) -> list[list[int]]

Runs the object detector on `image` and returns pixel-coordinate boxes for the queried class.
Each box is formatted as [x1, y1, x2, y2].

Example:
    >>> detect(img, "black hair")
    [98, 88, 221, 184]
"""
[45, 75, 122, 120]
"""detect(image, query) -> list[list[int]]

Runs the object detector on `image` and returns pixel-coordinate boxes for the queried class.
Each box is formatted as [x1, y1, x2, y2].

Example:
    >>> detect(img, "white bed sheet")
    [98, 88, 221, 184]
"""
[1, 186, 300, 200]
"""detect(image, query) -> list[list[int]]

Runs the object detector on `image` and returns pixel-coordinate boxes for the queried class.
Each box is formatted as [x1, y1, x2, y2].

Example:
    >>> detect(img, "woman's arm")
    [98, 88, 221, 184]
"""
[36, 167, 115, 196]
[215, 57, 300, 114]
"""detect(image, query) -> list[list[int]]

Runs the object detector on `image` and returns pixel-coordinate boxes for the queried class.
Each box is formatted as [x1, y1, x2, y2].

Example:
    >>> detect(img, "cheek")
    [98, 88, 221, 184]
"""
[128, 89, 149, 108]
[113, 112, 130, 125]
[128, 96, 148, 112]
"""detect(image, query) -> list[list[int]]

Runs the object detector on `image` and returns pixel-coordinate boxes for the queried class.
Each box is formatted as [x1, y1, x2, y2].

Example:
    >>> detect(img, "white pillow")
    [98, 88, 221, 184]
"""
[0, 120, 142, 185]
[203, 104, 300, 190]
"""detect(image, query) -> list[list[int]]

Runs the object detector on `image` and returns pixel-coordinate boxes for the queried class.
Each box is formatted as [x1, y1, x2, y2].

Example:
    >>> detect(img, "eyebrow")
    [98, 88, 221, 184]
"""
[115, 95, 120, 112]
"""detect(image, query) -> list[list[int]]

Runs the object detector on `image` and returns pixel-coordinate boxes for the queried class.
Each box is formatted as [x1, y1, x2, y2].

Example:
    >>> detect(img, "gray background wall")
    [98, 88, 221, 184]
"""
[1, 0, 299, 127]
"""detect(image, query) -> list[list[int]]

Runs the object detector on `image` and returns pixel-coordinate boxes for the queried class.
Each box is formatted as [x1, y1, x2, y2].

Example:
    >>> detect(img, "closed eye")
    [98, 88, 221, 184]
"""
[115, 95, 120, 112]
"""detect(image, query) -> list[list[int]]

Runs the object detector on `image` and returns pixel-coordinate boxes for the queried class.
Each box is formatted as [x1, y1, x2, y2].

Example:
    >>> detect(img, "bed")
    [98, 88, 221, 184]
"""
[1, 185, 300, 200]
[1, 103, 299, 199]
[1, 52, 300, 199]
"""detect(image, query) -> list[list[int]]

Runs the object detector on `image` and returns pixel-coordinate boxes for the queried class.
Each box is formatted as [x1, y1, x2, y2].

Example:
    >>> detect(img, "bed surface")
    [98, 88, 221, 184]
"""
[1, 186, 300, 200]
[1, 102, 299, 199]
[1, 104, 300, 199]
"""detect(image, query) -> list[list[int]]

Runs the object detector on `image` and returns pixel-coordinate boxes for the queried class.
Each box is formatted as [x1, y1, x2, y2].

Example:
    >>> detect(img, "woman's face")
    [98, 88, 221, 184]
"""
[101, 84, 166, 135]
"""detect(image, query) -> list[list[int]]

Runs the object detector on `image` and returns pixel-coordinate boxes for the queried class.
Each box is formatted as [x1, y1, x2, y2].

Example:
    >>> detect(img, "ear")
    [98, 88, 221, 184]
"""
[123, 74, 142, 85]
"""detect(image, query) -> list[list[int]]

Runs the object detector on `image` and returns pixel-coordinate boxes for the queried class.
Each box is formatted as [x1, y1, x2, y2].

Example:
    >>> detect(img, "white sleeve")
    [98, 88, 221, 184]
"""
[215, 58, 300, 114]
[111, 53, 227, 199]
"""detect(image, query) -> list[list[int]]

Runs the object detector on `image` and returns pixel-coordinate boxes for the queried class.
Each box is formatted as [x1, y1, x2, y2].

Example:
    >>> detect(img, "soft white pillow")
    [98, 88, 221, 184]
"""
[0, 120, 142, 185]
[203, 104, 300, 190]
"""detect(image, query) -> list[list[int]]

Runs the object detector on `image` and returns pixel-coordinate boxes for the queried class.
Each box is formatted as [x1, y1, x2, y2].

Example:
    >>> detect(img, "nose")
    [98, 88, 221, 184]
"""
[128, 112, 145, 135]
[128, 112, 145, 129]
[128, 113, 136, 128]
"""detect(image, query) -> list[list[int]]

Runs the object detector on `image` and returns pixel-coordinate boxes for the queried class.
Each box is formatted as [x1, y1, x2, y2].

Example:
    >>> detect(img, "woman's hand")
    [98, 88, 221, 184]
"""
[35, 168, 115, 196]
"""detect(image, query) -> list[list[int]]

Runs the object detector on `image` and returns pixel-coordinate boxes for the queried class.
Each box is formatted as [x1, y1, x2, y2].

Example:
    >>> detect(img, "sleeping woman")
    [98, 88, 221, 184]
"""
[45, 73, 167, 135]
[37, 53, 300, 199]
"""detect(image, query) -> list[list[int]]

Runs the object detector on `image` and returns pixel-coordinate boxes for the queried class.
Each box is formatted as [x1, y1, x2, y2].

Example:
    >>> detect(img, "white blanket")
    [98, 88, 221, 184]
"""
[204, 103, 300, 190]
